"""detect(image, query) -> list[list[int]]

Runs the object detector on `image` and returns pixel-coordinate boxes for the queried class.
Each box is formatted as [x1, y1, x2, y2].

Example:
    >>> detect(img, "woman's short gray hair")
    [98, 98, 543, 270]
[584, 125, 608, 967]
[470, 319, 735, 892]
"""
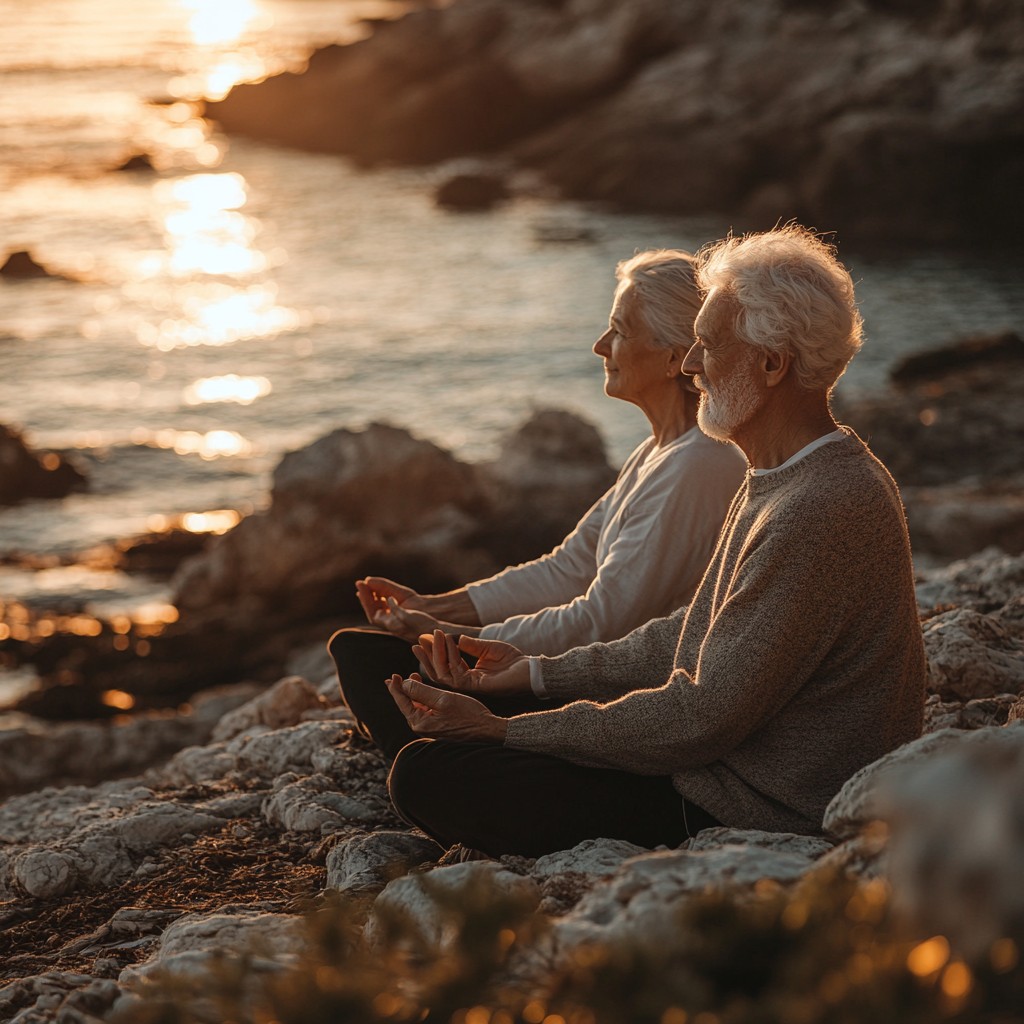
[695, 224, 864, 392]
[615, 249, 701, 356]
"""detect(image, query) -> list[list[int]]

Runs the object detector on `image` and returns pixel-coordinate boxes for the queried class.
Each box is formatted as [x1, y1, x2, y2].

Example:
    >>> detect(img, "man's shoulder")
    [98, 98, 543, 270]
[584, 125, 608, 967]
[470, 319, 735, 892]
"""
[757, 434, 905, 537]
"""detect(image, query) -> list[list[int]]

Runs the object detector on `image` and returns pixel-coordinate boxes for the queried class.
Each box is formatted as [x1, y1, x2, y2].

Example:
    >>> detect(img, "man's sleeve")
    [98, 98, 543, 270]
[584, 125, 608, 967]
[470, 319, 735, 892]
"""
[505, 509, 858, 773]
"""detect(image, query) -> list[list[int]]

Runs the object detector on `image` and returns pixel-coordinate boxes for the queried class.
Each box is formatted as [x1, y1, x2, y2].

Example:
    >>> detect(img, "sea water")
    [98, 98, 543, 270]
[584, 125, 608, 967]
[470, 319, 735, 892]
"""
[1, 0, 1023, 639]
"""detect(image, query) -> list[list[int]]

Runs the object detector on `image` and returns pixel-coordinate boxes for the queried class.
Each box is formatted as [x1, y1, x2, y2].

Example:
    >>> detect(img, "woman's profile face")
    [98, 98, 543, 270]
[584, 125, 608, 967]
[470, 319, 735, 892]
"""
[592, 286, 674, 409]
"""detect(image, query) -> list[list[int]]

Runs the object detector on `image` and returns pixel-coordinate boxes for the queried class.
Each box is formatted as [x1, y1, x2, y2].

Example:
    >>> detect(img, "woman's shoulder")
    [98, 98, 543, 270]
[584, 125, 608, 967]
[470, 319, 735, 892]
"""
[657, 428, 747, 476]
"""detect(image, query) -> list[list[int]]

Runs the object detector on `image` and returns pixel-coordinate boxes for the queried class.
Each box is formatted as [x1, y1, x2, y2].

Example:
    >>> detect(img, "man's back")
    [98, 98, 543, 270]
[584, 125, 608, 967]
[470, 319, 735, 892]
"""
[671, 429, 925, 832]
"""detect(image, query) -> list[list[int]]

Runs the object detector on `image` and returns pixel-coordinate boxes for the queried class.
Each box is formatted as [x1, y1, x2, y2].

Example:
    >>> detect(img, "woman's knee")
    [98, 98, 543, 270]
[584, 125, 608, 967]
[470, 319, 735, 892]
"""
[328, 626, 370, 666]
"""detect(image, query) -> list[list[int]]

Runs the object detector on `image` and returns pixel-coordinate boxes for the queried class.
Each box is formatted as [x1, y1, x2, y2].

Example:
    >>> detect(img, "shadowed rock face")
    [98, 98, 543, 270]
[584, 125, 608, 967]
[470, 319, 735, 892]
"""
[836, 332, 1024, 559]
[204, 0, 1024, 241]
[0, 424, 87, 505]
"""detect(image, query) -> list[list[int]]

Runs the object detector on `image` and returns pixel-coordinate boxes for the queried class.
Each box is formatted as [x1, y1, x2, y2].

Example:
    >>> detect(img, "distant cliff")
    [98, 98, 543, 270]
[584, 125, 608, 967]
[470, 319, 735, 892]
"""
[205, 0, 1024, 241]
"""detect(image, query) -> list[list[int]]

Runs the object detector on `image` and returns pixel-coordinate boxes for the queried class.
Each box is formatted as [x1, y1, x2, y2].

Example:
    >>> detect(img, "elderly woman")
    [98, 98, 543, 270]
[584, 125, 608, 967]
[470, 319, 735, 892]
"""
[329, 250, 745, 757]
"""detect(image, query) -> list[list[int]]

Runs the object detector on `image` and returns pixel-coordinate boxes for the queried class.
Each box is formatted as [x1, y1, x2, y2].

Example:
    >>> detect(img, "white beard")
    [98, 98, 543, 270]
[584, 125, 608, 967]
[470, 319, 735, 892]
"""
[697, 356, 763, 442]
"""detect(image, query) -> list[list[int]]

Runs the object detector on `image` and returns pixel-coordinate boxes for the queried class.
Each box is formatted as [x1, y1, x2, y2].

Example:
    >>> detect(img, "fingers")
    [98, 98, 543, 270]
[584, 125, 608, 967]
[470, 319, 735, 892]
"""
[386, 597, 413, 622]
[385, 674, 415, 717]
[355, 580, 382, 623]
[364, 577, 415, 603]
[456, 634, 491, 658]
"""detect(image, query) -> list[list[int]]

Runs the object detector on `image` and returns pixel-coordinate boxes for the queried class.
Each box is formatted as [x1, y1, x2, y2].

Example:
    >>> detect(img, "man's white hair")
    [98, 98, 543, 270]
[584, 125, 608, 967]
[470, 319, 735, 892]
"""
[696, 224, 864, 393]
[616, 249, 700, 357]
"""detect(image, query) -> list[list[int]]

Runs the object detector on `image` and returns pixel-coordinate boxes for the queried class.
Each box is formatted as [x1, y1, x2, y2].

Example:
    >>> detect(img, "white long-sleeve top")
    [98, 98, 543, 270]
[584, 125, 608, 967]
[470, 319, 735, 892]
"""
[465, 427, 746, 656]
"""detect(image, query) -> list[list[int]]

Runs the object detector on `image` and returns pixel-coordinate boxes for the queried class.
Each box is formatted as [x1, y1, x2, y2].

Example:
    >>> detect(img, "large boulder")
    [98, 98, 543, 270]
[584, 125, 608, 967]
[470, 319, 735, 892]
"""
[0, 423, 86, 505]
[879, 724, 1024, 961]
[171, 413, 614, 627]
[475, 408, 616, 565]
[171, 422, 495, 623]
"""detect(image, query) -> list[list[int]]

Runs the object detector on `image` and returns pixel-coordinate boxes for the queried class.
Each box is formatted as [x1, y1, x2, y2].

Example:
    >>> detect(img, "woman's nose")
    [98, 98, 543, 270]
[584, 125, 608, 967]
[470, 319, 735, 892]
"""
[593, 328, 612, 356]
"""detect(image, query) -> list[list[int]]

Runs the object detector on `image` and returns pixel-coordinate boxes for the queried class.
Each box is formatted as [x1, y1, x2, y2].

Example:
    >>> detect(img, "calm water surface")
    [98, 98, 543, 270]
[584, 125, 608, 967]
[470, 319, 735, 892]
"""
[1, 0, 1023, 653]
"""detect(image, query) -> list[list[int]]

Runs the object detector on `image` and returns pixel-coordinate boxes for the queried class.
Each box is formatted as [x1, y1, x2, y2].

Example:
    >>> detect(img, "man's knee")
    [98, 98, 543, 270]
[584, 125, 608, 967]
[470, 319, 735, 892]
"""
[388, 739, 444, 828]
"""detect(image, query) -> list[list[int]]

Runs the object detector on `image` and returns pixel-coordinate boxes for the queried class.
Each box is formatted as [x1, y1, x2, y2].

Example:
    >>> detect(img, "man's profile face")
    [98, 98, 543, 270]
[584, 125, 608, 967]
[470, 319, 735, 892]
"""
[688, 288, 763, 442]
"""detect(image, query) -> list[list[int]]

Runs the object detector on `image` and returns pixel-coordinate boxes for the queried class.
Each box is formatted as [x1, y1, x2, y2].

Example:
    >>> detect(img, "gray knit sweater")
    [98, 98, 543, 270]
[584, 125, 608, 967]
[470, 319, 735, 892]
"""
[504, 429, 926, 835]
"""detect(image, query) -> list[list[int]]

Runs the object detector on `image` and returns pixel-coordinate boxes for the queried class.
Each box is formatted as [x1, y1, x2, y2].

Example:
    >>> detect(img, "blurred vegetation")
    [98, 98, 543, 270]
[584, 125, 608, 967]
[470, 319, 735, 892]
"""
[114, 866, 1023, 1024]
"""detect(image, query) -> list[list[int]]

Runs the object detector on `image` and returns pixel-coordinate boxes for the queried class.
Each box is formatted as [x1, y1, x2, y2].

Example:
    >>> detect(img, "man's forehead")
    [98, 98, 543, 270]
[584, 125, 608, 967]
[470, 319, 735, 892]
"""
[695, 287, 734, 334]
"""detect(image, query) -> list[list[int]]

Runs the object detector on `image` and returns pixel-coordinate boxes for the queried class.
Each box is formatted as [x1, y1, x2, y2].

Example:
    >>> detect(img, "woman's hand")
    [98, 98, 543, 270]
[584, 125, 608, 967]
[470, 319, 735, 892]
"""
[386, 673, 508, 743]
[356, 576, 481, 626]
[412, 630, 532, 697]
[356, 577, 426, 622]
[364, 595, 447, 643]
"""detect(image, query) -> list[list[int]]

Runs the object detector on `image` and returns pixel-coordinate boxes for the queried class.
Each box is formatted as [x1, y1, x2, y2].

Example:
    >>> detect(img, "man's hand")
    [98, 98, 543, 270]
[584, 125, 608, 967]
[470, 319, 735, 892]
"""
[386, 673, 508, 743]
[412, 630, 531, 696]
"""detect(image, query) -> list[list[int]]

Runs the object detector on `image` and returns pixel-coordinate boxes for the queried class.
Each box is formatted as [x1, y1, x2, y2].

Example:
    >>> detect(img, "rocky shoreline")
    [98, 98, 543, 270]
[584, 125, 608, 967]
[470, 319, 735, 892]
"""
[1, 333, 1023, 1020]
[0, 549, 1022, 1020]
[204, 0, 1024, 242]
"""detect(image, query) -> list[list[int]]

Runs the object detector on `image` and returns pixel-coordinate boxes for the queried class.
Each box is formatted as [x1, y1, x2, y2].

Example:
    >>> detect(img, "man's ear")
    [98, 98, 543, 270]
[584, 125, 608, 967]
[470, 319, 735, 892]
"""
[761, 347, 791, 389]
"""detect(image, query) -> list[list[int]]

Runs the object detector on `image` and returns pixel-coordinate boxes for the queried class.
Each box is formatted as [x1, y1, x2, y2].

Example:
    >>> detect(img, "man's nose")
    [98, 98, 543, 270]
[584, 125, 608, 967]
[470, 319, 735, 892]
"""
[681, 339, 703, 375]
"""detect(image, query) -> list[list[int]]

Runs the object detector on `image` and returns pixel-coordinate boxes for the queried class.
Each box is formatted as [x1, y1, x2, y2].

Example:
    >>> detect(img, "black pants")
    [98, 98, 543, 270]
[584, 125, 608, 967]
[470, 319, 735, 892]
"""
[328, 628, 720, 858]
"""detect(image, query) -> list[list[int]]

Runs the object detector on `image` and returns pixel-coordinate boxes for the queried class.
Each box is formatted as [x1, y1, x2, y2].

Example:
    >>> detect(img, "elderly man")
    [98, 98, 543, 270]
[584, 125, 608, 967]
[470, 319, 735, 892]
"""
[382, 224, 926, 858]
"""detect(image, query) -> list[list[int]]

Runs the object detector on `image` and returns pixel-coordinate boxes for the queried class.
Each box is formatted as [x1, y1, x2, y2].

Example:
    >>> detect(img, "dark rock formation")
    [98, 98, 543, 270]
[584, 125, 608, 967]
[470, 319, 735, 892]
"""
[435, 171, 511, 210]
[0, 424, 87, 505]
[113, 153, 156, 172]
[0, 250, 72, 281]
[474, 408, 617, 567]
[203, 0, 1024, 240]
[837, 331, 1024, 557]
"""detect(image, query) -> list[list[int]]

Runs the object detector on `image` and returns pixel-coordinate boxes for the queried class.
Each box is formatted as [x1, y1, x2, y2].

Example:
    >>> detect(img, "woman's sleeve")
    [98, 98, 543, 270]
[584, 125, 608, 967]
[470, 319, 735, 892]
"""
[478, 440, 745, 656]
[465, 447, 650, 624]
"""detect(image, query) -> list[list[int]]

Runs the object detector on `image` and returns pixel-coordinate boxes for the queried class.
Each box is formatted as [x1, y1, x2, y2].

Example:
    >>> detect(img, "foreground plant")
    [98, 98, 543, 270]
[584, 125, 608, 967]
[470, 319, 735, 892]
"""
[115, 867, 1022, 1024]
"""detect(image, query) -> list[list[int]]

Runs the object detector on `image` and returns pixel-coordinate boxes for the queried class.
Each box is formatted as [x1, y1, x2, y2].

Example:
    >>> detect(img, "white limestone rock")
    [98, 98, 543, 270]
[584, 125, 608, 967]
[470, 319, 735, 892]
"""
[13, 848, 79, 898]
[261, 773, 377, 832]
[571, 845, 816, 932]
[325, 830, 442, 892]
[916, 549, 1024, 615]
[529, 838, 649, 878]
[211, 675, 327, 742]
[522, 843, 820, 972]
[150, 743, 237, 787]
[881, 722, 1024, 961]
[120, 907, 308, 993]
[823, 728, 971, 839]
[923, 607, 1024, 700]
[366, 862, 541, 949]
[0, 972, 114, 1024]
[232, 720, 351, 778]
[4, 798, 224, 899]
[687, 827, 834, 860]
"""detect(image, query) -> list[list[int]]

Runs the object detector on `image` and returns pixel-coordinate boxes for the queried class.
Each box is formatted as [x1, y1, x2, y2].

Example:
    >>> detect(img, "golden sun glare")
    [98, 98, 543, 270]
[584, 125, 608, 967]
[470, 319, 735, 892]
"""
[179, 0, 260, 47]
